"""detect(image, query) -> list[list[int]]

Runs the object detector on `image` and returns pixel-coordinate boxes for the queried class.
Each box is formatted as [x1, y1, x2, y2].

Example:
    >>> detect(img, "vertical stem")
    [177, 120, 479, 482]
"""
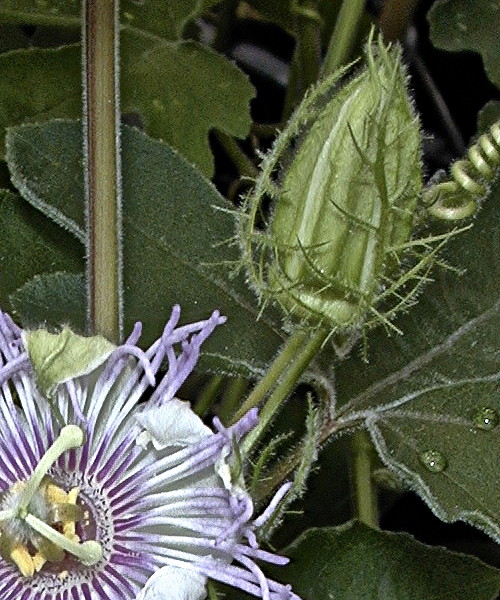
[321, 0, 366, 77]
[282, 0, 322, 121]
[195, 375, 224, 418]
[83, 0, 123, 342]
[352, 431, 378, 527]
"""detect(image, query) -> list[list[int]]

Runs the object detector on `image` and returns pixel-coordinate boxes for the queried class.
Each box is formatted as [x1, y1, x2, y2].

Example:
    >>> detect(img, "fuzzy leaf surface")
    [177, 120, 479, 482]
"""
[10, 272, 86, 332]
[334, 189, 500, 541]
[428, 0, 500, 88]
[0, 189, 83, 313]
[276, 521, 500, 600]
[0, 34, 253, 175]
[6, 120, 284, 375]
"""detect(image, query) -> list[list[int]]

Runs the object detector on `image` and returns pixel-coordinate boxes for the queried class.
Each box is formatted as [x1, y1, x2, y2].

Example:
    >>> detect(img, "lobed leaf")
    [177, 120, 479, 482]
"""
[334, 187, 500, 541]
[0, 0, 221, 41]
[0, 34, 254, 176]
[10, 272, 86, 333]
[0, 189, 83, 311]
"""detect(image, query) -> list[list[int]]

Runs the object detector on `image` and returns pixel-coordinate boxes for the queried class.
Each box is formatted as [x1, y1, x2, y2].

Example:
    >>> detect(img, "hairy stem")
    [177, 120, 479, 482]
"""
[233, 327, 329, 453]
[352, 430, 378, 527]
[83, 0, 123, 342]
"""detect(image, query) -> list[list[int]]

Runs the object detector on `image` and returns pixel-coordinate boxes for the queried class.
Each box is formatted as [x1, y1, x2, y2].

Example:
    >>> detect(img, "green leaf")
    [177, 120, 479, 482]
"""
[0, 35, 254, 175]
[277, 521, 500, 600]
[10, 272, 86, 332]
[6, 120, 285, 376]
[0, 24, 31, 53]
[0, 0, 80, 27]
[0, 189, 83, 312]
[334, 189, 500, 540]
[0, 0, 220, 40]
[0, 45, 82, 160]
[428, 0, 500, 88]
[121, 32, 254, 176]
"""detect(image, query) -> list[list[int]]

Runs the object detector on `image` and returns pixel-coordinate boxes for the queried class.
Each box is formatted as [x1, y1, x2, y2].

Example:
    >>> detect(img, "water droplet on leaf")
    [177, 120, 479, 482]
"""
[419, 450, 447, 473]
[152, 98, 165, 112]
[473, 407, 499, 431]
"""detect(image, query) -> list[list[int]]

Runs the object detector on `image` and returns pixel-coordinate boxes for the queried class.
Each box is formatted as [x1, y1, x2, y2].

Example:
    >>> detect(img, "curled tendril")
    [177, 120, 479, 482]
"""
[424, 120, 500, 220]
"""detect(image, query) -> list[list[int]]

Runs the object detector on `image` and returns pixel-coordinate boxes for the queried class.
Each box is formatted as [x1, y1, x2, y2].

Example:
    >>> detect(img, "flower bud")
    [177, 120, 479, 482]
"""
[241, 35, 423, 331]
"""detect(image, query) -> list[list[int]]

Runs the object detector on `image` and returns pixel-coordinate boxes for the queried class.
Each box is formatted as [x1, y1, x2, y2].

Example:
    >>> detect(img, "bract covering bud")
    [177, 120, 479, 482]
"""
[241, 35, 424, 332]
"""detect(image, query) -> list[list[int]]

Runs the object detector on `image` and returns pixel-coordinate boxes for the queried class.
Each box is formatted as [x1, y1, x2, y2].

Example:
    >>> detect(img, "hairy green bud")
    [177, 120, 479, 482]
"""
[241, 35, 428, 332]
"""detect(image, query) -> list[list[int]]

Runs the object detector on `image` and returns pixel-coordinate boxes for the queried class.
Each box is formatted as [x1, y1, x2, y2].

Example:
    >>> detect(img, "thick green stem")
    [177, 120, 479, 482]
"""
[352, 430, 378, 527]
[321, 0, 366, 77]
[195, 375, 224, 418]
[236, 327, 329, 453]
[212, 0, 238, 54]
[282, 0, 322, 120]
[218, 376, 249, 425]
[232, 329, 314, 424]
[83, 0, 123, 342]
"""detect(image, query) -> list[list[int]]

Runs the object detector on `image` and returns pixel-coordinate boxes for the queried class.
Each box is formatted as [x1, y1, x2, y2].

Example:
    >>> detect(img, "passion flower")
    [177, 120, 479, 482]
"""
[0, 307, 298, 600]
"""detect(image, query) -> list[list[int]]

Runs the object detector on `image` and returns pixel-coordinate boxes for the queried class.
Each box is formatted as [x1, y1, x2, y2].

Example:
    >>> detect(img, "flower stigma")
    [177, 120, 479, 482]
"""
[0, 425, 103, 578]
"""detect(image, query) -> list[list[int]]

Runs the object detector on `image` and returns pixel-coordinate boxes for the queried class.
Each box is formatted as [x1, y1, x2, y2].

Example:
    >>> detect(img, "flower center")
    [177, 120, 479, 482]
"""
[0, 425, 103, 577]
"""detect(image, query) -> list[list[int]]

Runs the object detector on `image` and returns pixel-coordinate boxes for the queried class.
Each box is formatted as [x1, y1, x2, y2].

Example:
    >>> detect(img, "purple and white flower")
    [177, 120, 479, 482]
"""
[0, 306, 299, 600]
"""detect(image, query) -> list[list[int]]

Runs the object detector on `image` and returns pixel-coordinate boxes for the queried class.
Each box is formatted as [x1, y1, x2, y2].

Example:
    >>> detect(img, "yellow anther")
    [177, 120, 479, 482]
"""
[10, 544, 35, 577]
[59, 570, 69, 581]
[67, 487, 79, 504]
[32, 552, 46, 573]
[46, 483, 68, 504]
[11, 481, 24, 494]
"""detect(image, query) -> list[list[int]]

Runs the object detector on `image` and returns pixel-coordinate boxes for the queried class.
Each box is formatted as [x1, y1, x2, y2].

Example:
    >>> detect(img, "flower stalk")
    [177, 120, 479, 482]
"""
[233, 327, 328, 452]
[352, 431, 378, 527]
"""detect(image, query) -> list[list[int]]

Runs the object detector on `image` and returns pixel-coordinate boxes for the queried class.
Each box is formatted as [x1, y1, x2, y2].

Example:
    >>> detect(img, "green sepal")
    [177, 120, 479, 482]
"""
[242, 34, 424, 332]
[22, 328, 115, 398]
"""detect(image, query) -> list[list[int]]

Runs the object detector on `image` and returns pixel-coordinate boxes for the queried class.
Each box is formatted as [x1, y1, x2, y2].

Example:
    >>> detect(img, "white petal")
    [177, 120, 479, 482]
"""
[135, 397, 212, 449]
[136, 566, 207, 600]
[215, 446, 233, 490]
